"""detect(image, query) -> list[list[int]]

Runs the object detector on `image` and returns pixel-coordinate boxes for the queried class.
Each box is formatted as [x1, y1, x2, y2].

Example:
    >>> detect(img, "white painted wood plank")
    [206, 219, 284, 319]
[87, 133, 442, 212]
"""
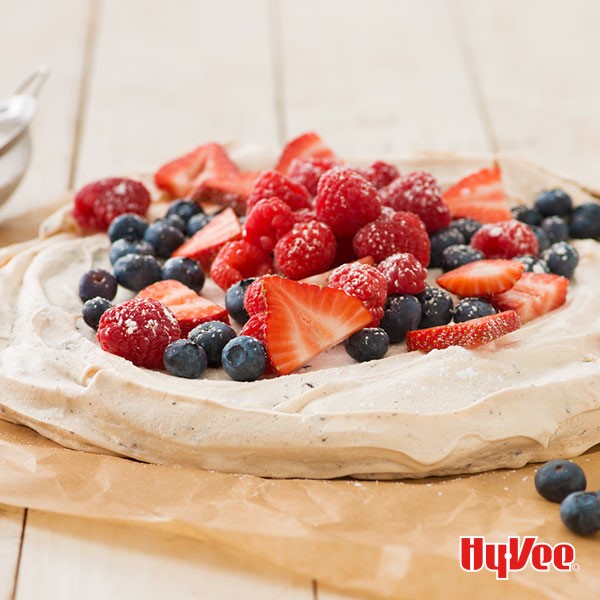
[15, 511, 312, 600]
[457, 0, 600, 186]
[76, 0, 279, 185]
[277, 0, 489, 155]
[0, 0, 92, 228]
[0, 505, 24, 600]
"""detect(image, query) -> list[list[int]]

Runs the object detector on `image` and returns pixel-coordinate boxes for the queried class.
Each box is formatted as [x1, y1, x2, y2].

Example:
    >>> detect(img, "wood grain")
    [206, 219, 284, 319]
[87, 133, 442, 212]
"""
[76, 0, 279, 185]
[0, 0, 92, 227]
[0, 506, 24, 600]
[15, 511, 312, 600]
[277, 0, 490, 155]
[457, 0, 600, 186]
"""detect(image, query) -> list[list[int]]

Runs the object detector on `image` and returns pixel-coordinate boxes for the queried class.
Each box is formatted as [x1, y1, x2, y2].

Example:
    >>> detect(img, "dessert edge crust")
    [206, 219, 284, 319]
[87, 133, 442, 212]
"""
[0, 152, 599, 479]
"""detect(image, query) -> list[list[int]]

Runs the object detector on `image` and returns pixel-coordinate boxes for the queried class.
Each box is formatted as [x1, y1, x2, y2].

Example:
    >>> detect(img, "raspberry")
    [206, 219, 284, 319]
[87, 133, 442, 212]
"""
[377, 253, 427, 295]
[328, 263, 388, 326]
[360, 161, 400, 189]
[246, 171, 311, 214]
[239, 312, 274, 374]
[471, 220, 539, 259]
[96, 297, 181, 369]
[243, 197, 295, 252]
[315, 167, 381, 236]
[274, 221, 337, 280]
[379, 171, 450, 234]
[243, 276, 269, 316]
[73, 178, 151, 231]
[353, 211, 431, 266]
[240, 311, 267, 342]
[210, 240, 274, 291]
[287, 157, 337, 196]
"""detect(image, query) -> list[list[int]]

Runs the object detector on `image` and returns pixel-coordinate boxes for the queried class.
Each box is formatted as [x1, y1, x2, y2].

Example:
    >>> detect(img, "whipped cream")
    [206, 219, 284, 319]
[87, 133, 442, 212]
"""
[0, 153, 599, 479]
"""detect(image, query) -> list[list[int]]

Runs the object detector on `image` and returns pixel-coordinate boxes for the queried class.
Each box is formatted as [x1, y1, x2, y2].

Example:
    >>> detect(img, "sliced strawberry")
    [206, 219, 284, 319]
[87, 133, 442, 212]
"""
[406, 310, 521, 352]
[263, 276, 372, 375]
[138, 280, 229, 337]
[436, 259, 524, 297]
[275, 132, 336, 175]
[191, 171, 260, 215]
[442, 165, 512, 223]
[300, 256, 375, 286]
[489, 272, 569, 323]
[154, 143, 239, 198]
[171, 208, 242, 270]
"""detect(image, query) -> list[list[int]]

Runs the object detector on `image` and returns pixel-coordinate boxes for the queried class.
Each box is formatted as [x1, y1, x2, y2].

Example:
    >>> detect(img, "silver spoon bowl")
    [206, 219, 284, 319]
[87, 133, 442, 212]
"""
[0, 66, 49, 207]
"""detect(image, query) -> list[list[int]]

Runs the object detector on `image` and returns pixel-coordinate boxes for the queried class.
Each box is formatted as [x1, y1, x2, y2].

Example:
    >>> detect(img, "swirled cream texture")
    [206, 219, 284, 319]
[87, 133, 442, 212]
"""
[0, 154, 598, 479]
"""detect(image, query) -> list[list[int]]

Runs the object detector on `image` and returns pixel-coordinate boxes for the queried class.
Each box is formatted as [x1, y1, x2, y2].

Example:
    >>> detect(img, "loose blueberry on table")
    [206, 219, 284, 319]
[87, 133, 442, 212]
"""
[71, 133, 599, 381]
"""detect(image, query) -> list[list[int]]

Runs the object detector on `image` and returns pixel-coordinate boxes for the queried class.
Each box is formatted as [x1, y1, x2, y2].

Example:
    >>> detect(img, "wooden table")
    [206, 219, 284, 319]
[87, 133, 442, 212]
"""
[1, 1, 599, 598]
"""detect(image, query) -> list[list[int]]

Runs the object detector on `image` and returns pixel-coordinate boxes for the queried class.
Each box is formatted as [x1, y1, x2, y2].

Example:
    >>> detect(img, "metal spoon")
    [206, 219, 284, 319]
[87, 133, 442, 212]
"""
[0, 66, 49, 206]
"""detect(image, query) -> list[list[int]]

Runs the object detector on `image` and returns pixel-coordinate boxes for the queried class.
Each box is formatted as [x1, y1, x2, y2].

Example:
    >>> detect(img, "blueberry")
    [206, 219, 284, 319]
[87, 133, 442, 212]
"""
[344, 328, 390, 362]
[143, 221, 185, 258]
[379, 295, 422, 343]
[514, 255, 550, 274]
[188, 320, 237, 367]
[452, 218, 482, 244]
[107, 213, 148, 242]
[541, 216, 569, 245]
[535, 459, 587, 503]
[453, 298, 496, 323]
[187, 213, 211, 236]
[534, 189, 573, 217]
[78, 269, 117, 302]
[560, 492, 600, 536]
[109, 238, 156, 265]
[225, 278, 255, 325]
[530, 225, 551, 254]
[569, 203, 600, 239]
[161, 257, 205, 292]
[511, 205, 542, 227]
[417, 287, 454, 328]
[113, 254, 162, 291]
[429, 227, 465, 269]
[158, 214, 187, 234]
[163, 339, 208, 379]
[82, 297, 113, 330]
[441, 244, 484, 272]
[166, 199, 203, 223]
[541, 241, 579, 279]
[221, 336, 267, 381]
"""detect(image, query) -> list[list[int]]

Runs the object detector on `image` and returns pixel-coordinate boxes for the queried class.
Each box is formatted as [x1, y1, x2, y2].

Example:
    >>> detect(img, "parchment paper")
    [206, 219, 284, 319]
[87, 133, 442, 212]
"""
[0, 418, 599, 599]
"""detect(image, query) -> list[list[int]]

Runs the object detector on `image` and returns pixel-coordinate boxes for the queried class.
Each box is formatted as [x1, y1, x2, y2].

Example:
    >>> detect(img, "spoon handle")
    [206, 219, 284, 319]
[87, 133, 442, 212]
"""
[14, 65, 50, 98]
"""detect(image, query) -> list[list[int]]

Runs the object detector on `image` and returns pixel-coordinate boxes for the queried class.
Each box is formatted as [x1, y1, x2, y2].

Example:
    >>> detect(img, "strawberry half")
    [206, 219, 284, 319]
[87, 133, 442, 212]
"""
[275, 132, 336, 175]
[191, 171, 260, 215]
[138, 280, 229, 337]
[406, 310, 521, 352]
[154, 143, 239, 198]
[436, 259, 524, 297]
[262, 276, 372, 375]
[300, 256, 375, 286]
[489, 272, 569, 323]
[171, 207, 242, 270]
[442, 165, 512, 223]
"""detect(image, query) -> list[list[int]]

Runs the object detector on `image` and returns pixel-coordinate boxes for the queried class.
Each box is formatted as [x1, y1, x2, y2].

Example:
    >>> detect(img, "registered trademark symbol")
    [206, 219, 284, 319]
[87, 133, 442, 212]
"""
[571, 562, 580, 572]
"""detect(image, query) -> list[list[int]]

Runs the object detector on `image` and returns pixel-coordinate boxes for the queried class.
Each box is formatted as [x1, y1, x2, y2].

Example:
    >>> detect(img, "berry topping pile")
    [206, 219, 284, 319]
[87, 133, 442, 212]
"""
[72, 133, 600, 382]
